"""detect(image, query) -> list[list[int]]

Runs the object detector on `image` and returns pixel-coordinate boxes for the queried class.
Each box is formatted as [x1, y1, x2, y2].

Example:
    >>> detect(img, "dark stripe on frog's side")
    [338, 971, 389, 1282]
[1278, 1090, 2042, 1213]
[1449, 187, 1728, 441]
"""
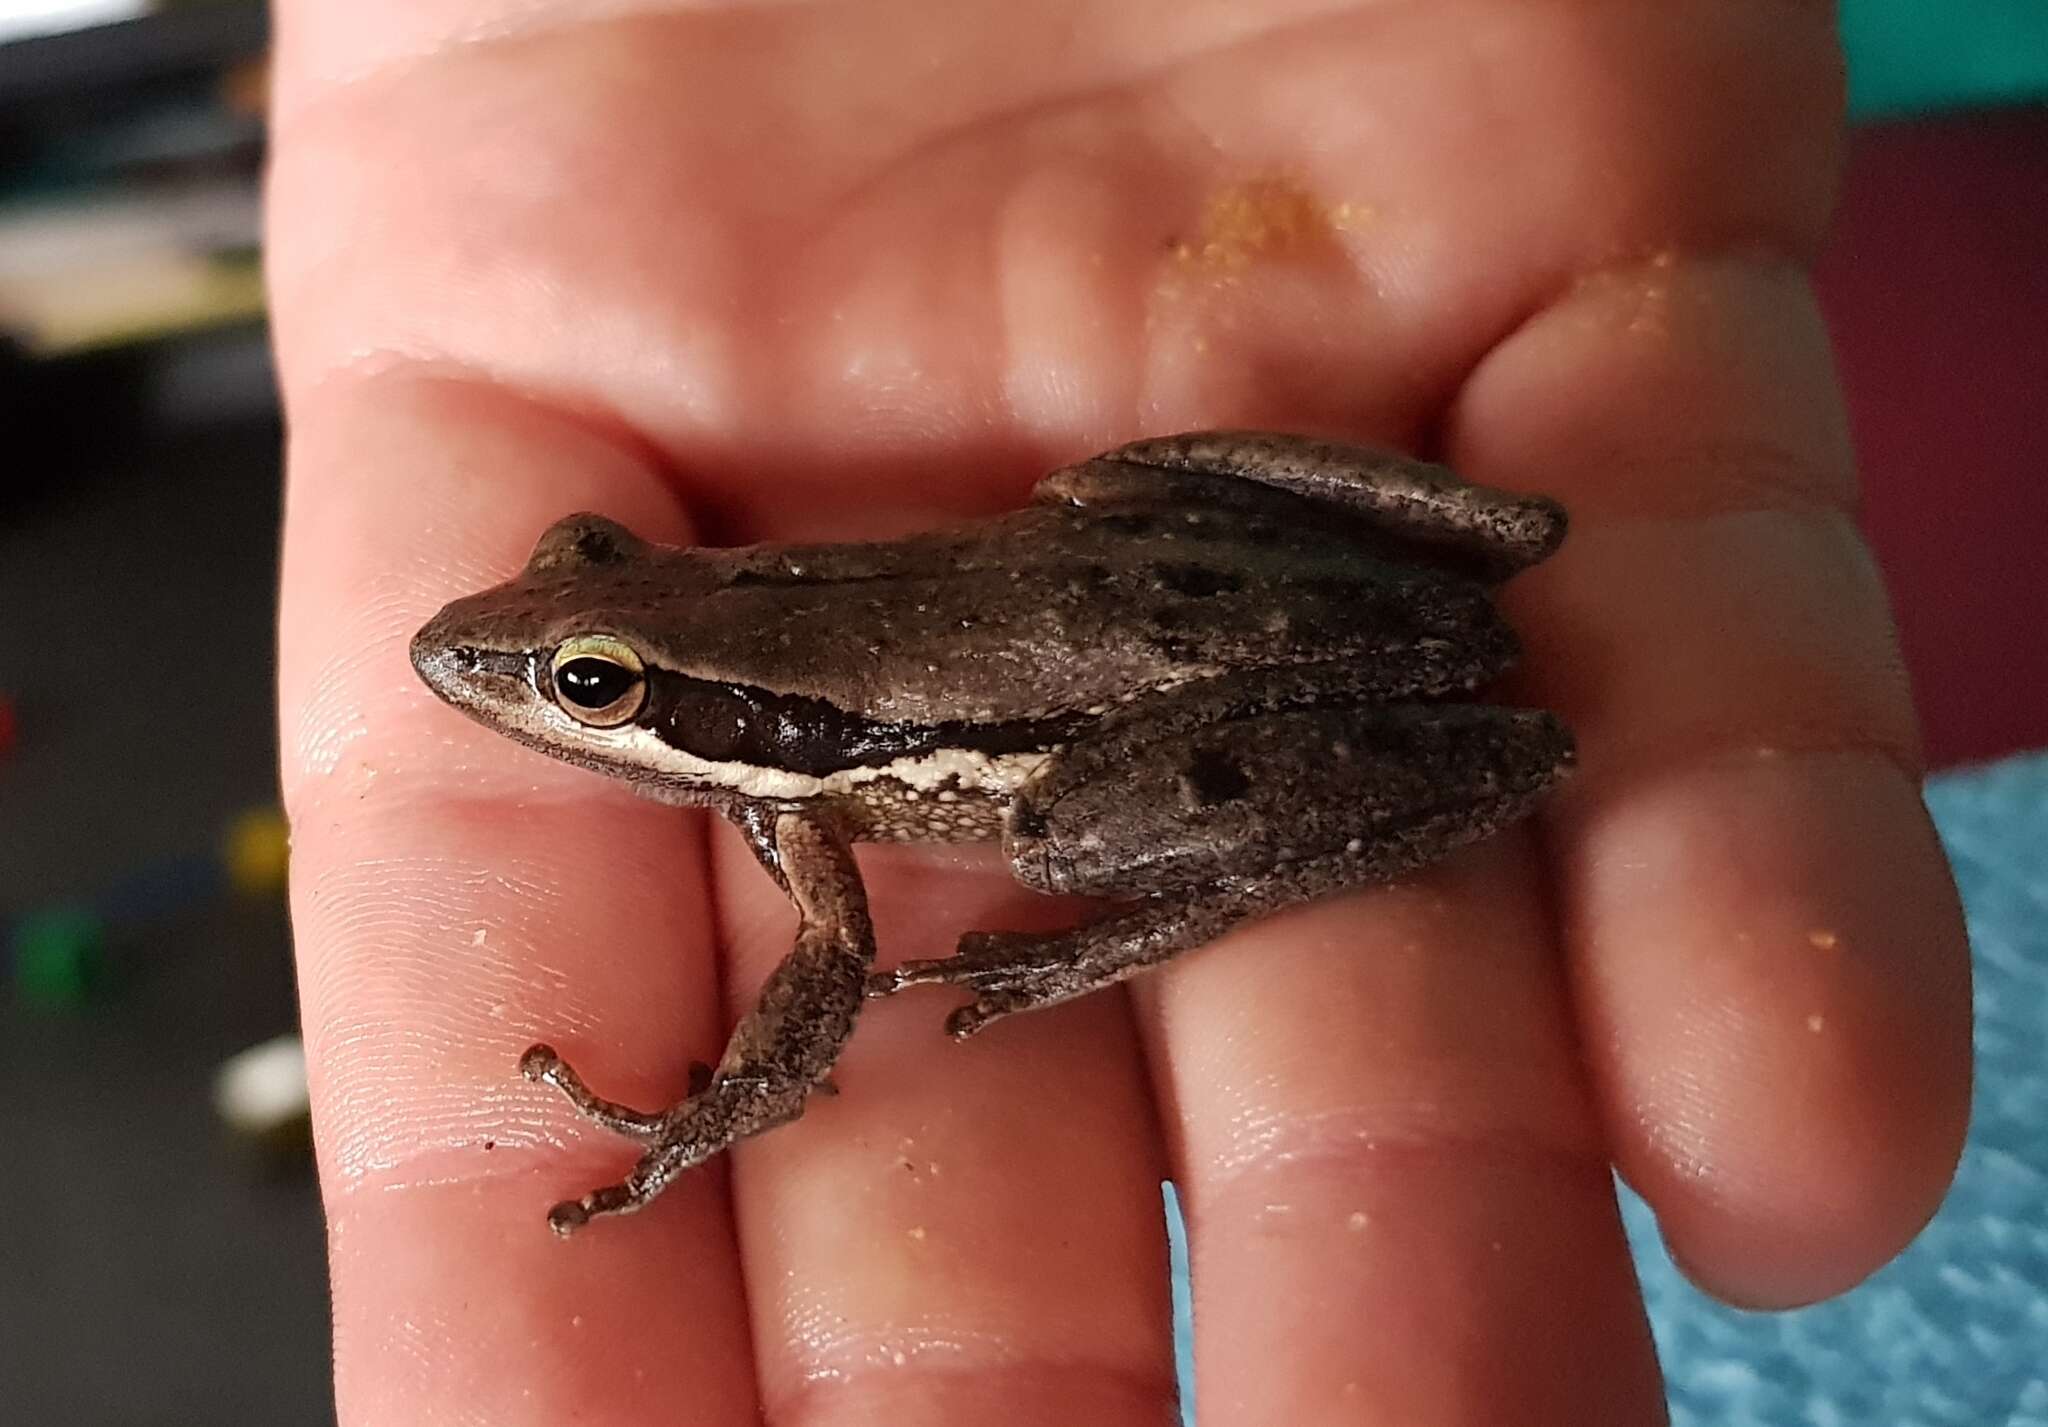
[641, 671, 1088, 778]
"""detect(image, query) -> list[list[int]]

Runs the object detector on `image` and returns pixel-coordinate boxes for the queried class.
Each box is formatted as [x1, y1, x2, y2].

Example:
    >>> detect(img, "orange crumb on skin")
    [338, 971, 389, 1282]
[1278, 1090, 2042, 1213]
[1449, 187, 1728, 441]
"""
[1562, 246, 1742, 342]
[1152, 176, 1387, 370]
[1170, 176, 1362, 274]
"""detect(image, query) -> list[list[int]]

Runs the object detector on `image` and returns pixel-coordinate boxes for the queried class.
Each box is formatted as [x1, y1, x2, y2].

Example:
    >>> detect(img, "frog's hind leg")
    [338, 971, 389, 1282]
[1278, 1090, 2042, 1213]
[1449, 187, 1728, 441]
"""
[871, 700, 1573, 1037]
[1038, 430, 1566, 581]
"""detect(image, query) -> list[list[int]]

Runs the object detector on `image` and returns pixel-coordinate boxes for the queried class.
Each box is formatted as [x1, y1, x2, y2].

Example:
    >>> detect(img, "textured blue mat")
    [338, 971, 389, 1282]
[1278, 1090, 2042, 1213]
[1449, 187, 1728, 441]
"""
[1168, 752, 2048, 1423]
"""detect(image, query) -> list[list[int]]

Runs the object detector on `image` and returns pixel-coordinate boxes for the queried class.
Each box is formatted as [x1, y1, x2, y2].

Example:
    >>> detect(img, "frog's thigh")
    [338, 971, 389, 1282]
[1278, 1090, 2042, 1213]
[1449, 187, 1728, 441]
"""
[1007, 702, 1571, 900]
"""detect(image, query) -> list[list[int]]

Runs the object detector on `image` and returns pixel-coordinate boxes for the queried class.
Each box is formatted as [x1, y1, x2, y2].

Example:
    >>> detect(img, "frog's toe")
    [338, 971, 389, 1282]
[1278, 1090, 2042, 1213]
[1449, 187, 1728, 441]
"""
[546, 1197, 591, 1237]
[864, 965, 916, 997]
[875, 930, 1081, 1035]
[868, 940, 1012, 994]
[543, 1175, 660, 1237]
[954, 928, 1052, 962]
[871, 935, 1059, 997]
[944, 992, 1035, 1039]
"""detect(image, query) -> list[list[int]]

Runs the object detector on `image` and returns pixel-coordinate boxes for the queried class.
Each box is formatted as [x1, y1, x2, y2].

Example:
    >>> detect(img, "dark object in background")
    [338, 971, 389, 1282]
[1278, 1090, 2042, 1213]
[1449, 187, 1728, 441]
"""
[0, 2, 267, 179]
[2, 12, 318, 1422]
[3, 319, 274, 519]
[0, 414, 331, 1425]
[1, 1, 270, 508]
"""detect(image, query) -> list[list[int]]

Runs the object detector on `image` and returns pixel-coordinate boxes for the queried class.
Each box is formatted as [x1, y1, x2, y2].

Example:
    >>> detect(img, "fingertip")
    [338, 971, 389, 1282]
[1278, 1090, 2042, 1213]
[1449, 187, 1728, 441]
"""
[1564, 751, 1972, 1309]
[1633, 971, 1970, 1310]
[1646, 1092, 1968, 1309]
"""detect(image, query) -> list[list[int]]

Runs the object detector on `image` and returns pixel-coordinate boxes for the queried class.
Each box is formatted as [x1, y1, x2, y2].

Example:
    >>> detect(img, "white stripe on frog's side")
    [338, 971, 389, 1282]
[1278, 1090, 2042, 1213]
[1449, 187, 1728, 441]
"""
[581, 720, 1054, 801]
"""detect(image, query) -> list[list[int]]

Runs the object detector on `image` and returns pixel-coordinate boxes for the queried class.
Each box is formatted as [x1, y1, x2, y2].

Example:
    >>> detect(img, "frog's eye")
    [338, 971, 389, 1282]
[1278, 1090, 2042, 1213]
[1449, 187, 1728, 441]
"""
[550, 635, 647, 727]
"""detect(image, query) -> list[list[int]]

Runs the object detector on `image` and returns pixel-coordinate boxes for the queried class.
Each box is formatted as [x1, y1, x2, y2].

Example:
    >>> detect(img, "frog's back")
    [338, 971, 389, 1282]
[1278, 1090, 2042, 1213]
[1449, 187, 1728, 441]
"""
[610, 499, 1519, 726]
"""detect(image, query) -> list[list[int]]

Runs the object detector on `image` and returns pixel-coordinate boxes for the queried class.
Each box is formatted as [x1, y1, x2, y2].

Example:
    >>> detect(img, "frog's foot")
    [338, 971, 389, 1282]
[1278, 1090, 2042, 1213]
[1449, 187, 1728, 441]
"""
[520, 1043, 666, 1140]
[517, 811, 874, 1236]
[522, 1044, 810, 1236]
[869, 921, 1166, 1039]
[871, 930, 1041, 993]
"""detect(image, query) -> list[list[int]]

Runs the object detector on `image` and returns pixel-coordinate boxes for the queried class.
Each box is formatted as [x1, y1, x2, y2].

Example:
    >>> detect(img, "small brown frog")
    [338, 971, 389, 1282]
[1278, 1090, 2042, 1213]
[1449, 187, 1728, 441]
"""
[411, 431, 1573, 1233]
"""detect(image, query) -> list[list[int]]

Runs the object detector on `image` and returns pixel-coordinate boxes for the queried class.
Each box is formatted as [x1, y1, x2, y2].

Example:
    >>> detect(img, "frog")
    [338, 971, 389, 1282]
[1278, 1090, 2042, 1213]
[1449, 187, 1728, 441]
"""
[409, 430, 1575, 1234]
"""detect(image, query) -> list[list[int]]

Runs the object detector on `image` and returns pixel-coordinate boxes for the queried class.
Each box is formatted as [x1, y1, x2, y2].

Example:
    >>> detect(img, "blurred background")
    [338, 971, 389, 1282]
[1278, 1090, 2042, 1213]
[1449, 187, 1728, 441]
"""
[0, 1, 2041, 1422]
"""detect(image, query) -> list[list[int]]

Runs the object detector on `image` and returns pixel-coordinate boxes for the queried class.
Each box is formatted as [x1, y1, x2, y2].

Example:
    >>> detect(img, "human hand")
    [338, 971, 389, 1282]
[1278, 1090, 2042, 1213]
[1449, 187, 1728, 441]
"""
[269, 2, 1970, 1422]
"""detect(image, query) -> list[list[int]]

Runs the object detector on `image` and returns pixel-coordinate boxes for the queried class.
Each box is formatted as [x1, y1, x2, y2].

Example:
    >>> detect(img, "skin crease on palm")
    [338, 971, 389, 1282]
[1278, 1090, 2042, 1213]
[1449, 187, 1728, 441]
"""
[266, 1, 1971, 1423]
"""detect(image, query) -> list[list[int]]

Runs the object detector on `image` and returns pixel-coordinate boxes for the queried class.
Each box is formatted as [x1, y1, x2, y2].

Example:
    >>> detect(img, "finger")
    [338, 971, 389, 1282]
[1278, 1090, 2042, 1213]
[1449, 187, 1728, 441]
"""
[1123, 7, 1853, 1412]
[710, 832, 1177, 1424]
[1447, 253, 1972, 1307]
[280, 373, 762, 1424]
[1140, 839, 1664, 1424]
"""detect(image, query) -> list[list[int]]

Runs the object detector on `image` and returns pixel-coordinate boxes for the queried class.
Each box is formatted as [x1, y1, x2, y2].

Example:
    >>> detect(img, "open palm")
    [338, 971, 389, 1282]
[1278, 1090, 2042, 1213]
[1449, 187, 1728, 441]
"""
[269, 2, 1970, 1422]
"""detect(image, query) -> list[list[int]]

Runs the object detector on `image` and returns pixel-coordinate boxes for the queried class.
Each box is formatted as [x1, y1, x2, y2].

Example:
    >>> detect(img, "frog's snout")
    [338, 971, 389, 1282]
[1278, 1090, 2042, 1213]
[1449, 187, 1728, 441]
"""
[409, 612, 466, 706]
[410, 606, 531, 716]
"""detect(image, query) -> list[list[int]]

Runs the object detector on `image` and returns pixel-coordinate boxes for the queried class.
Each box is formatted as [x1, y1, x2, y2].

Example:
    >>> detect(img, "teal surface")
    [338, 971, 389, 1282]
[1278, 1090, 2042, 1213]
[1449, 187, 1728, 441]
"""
[1845, 0, 2048, 117]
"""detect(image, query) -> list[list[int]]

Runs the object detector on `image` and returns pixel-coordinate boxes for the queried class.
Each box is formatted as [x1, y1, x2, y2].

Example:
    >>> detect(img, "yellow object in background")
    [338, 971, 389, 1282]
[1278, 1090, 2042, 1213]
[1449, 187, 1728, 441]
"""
[222, 807, 289, 895]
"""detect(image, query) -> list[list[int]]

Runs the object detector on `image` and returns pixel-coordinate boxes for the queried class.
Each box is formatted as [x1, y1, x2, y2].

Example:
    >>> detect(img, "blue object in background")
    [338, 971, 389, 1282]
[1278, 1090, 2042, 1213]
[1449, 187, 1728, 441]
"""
[1168, 752, 2048, 1424]
[1844, 0, 2048, 118]
[1166, 1181, 1196, 1425]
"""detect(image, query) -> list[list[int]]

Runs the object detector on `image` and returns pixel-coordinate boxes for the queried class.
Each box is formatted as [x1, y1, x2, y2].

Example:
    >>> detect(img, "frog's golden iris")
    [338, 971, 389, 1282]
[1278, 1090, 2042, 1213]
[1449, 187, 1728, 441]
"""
[550, 634, 646, 727]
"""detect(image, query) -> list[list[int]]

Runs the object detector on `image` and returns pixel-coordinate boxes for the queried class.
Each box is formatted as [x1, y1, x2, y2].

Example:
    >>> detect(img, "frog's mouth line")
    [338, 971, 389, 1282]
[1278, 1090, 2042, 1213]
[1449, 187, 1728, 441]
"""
[408, 634, 531, 713]
[459, 648, 529, 680]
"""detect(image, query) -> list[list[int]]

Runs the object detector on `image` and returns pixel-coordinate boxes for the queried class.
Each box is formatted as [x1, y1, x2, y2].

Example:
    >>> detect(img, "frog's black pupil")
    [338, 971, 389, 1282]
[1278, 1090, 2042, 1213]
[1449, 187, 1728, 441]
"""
[557, 658, 639, 709]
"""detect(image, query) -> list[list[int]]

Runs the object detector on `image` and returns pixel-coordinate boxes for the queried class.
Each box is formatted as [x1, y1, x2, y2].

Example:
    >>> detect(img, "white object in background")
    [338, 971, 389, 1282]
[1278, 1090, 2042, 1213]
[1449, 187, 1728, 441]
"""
[0, 0, 150, 45]
[213, 1034, 310, 1137]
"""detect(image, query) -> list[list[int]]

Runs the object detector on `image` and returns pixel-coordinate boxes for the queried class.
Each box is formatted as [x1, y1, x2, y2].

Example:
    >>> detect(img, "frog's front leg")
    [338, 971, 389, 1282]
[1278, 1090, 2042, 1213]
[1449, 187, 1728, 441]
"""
[873, 699, 1572, 1037]
[525, 808, 872, 1235]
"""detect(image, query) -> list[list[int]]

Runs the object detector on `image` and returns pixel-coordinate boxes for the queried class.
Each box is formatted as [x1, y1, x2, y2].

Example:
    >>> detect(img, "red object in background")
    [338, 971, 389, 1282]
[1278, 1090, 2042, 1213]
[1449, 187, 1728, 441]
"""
[0, 694, 14, 759]
[1817, 109, 2048, 770]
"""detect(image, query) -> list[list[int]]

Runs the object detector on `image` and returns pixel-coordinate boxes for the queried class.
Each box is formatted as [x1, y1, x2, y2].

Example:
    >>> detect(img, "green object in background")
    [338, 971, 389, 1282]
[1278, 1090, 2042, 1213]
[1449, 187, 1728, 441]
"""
[10, 905, 109, 1009]
[1845, 0, 2048, 118]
